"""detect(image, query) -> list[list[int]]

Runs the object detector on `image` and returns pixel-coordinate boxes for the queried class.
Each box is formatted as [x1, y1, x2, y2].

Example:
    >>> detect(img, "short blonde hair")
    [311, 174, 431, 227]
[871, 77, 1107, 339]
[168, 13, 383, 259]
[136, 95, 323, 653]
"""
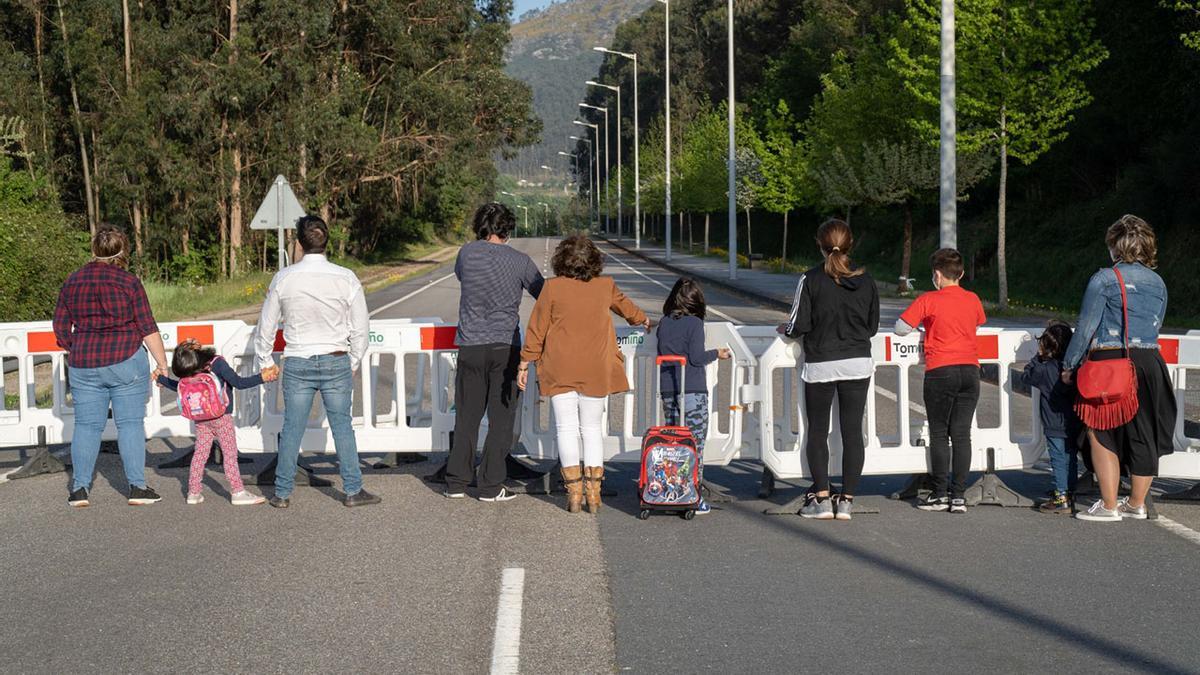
[92, 225, 130, 268]
[1105, 214, 1157, 269]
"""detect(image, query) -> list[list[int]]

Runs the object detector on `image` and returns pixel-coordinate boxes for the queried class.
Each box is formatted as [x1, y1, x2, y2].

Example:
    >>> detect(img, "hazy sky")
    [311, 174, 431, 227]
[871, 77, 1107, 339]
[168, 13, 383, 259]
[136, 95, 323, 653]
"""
[513, 0, 555, 19]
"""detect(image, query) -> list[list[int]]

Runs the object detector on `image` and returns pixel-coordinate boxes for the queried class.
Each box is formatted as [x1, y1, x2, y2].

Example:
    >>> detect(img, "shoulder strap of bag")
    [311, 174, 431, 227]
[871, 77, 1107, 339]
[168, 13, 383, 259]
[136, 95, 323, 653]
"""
[1112, 266, 1129, 352]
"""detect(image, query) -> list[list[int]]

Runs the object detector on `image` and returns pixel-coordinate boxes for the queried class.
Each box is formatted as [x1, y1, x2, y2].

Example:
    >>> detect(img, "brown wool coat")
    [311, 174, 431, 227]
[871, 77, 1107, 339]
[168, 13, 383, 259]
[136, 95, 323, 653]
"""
[520, 276, 648, 398]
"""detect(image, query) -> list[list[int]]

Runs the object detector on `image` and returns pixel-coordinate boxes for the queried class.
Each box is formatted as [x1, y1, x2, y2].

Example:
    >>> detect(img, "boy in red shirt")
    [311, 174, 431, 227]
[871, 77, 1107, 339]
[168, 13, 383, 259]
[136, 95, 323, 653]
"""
[896, 249, 986, 514]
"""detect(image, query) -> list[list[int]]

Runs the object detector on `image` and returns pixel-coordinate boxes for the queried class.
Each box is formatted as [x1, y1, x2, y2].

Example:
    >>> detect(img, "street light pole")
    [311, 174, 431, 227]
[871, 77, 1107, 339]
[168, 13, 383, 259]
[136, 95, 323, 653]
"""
[571, 130, 598, 227]
[537, 201, 550, 237]
[595, 47, 640, 249]
[727, 0, 737, 280]
[939, 0, 956, 249]
[580, 103, 609, 236]
[587, 81, 622, 241]
[657, 0, 672, 261]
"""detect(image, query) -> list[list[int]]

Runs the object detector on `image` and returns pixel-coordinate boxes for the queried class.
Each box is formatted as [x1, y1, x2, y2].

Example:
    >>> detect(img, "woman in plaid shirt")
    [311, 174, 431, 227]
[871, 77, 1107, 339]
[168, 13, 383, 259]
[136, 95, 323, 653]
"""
[53, 226, 169, 508]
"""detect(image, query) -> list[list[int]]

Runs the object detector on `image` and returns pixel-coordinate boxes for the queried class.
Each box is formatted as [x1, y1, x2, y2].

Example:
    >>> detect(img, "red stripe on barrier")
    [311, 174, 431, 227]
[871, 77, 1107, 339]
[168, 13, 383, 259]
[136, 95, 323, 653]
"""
[1159, 337, 1179, 365]
[27, 331, 64, 353]
[420, 326, 458, 351]
[273, 330, 286, 353]
[977, 334, 999, 360]
[884, 336, 892, 362]
[177, 324, 214, 346]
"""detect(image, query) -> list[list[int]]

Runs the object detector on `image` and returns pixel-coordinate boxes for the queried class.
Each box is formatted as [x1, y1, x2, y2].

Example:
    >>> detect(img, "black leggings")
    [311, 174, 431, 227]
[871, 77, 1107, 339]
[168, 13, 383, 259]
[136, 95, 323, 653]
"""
[804, 378, 871, 495]
[922, 365, 980, 497]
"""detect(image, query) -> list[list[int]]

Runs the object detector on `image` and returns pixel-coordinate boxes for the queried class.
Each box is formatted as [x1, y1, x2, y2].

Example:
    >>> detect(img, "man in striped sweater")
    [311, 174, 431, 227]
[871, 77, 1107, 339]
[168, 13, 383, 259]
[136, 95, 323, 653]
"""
[444, 203, 545, 502]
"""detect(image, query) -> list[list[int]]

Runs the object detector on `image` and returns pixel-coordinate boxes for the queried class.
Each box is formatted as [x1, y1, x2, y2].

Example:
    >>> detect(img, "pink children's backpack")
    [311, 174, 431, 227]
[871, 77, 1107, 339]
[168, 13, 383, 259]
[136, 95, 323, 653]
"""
[177, 362, 229, 421]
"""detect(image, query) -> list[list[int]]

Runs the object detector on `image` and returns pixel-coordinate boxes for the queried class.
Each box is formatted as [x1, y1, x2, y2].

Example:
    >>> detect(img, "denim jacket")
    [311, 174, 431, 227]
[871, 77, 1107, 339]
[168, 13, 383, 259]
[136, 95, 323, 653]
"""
[1064, 262, 1168, 370]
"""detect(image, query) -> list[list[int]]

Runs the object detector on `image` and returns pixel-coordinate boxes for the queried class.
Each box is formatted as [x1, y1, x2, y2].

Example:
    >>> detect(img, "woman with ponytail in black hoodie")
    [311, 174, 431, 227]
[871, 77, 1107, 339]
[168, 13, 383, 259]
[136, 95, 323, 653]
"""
[777, 219, 880, 521]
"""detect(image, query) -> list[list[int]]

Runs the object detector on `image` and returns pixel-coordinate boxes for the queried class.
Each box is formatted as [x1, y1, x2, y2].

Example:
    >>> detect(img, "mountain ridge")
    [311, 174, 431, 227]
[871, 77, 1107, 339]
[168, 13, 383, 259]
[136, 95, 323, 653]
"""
[501, 0, 654, 178]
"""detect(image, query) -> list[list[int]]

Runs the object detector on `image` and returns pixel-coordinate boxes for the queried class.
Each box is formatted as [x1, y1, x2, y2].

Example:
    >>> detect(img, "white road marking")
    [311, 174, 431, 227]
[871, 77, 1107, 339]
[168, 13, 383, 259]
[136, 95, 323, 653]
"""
[873, 385, 928, 416]
[601, 249, 739, 323]
[368, 273, 456, 317]
[489, 567, 526, 675]
[1154, 516, 1200, 547]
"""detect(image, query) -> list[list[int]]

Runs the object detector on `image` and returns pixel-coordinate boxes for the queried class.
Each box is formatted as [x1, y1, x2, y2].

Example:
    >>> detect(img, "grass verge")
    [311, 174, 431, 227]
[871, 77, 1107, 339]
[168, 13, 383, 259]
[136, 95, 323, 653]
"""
[146, 239, 458, 322]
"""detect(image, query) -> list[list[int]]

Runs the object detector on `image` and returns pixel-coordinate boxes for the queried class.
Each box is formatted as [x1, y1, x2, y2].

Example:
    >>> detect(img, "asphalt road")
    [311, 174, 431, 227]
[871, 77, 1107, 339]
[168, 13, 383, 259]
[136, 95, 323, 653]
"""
[1, 237, 1198, 674]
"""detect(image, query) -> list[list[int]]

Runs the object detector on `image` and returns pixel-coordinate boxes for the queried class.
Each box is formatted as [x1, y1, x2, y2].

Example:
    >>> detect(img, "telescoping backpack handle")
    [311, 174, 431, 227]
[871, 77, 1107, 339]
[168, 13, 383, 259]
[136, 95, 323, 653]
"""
[656, 355, 688, 428]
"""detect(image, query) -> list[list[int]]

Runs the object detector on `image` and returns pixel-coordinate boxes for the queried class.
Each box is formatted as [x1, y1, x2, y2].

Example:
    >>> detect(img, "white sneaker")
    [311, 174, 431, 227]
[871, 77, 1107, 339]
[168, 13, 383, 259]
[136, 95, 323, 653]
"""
[230, 490, 266, 506]
[1076, 499, 1121, 522]
[186, 493, 204, 505]
[443, 490, 467, 499]
[1116, 497, 1148, 520]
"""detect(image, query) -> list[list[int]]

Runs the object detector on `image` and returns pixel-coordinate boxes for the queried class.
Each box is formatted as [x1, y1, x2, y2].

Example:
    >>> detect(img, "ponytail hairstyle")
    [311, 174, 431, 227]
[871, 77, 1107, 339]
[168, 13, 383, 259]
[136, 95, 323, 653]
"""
[816, 218, 863, 284]
[662, 277, 707, 320]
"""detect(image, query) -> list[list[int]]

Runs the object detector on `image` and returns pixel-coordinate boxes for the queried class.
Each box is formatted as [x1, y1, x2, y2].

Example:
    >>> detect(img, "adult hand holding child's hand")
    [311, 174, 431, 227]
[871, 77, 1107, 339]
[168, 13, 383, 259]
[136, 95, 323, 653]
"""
[262, 365, 281, 382]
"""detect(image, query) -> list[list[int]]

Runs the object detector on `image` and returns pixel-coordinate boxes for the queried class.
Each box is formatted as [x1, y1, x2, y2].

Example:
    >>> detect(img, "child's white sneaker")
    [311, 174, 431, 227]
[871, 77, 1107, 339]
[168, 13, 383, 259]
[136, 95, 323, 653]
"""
[186, 493, 204, 505]
[231, 490, 266, 506]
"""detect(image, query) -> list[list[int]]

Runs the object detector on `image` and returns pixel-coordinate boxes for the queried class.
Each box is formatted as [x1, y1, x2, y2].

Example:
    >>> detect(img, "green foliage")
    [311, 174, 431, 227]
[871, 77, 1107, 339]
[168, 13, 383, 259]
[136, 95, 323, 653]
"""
[0, 0, 538, 286]
[0, 158, 89, 321]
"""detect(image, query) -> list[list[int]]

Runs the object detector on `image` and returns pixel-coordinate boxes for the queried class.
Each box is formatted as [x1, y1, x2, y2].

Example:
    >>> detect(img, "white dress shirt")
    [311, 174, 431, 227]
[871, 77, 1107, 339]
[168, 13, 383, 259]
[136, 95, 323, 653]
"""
[253, 253, 369, 371]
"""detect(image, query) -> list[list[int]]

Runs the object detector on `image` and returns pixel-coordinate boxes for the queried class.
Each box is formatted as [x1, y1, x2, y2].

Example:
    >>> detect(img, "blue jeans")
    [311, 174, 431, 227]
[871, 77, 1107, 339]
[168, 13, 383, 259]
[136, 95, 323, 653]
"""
[69, 350, 150, 491]
[276, 354, 363, 498]
[1046, 436, 1078, 495]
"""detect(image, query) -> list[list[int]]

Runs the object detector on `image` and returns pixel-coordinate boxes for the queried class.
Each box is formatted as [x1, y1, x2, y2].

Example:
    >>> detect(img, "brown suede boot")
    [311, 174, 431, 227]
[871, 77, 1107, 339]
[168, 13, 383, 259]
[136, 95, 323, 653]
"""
[584, 466, 604, 514]
[561, 465, 584, 513]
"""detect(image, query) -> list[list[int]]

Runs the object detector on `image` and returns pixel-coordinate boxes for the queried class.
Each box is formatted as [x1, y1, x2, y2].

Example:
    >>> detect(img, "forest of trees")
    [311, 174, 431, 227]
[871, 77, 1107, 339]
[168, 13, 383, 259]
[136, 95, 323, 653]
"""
[577, 0, 1200, 321]
[0, 0, 539, 315]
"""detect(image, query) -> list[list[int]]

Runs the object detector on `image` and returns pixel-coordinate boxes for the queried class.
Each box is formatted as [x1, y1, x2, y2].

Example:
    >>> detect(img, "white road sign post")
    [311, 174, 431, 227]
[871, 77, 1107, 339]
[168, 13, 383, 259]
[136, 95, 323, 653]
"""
[250, 175, 306, 269]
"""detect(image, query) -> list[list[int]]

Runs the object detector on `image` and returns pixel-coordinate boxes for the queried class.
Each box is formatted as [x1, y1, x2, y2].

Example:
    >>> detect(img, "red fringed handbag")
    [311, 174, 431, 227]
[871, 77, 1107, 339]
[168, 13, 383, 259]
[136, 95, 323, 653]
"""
[1074, 267, 1139, 430]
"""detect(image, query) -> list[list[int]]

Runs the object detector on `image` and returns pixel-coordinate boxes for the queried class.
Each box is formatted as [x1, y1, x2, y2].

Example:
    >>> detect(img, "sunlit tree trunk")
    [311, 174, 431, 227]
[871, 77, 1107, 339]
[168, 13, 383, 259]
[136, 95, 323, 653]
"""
[56, 0, 96, 233]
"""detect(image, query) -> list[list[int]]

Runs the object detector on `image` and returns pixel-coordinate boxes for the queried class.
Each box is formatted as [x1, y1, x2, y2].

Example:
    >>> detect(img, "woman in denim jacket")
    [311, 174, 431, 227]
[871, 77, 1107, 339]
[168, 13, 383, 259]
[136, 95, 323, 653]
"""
[1064, 215, 1176, 522]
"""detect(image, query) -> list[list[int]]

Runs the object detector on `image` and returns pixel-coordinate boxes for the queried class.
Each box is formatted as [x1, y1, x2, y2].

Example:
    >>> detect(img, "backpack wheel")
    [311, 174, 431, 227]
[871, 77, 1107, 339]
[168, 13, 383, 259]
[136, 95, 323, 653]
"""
[638, 509, 651, 520]
[682, 509, 695, 520]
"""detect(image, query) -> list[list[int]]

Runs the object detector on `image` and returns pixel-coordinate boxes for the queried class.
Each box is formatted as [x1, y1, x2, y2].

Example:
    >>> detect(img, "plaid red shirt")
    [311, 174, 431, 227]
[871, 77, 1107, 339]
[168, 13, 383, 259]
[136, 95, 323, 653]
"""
[53, 262, 159, 368]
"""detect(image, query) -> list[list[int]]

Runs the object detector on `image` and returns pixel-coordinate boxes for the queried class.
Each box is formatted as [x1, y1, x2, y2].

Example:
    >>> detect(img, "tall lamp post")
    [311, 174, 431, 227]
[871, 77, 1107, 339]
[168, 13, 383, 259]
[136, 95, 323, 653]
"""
[537, 201, 550, 236]
[587, 80, 622, 240]
[726, 0, 737, 280]
[593, 47, 640, 249]
[656, 0, 672, 261]
[569, 134, 596, 226]
[558, 151, 581, 225]
[572, 121, 600, 230]
[939, 0, 957, 248]
[579, 103, 609, 236]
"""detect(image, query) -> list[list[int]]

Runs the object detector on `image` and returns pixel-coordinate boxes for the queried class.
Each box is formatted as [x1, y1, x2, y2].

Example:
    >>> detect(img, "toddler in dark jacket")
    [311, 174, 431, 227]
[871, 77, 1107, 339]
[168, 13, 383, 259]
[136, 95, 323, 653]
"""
[1018, 323, 1081, 514]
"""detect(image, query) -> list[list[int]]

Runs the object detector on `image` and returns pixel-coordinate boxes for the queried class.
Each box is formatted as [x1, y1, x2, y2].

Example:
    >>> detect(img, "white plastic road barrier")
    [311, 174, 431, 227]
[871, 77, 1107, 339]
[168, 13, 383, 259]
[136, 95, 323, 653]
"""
[2, 320, 1197, 483]
[1156, 334, 1200, 479]
[217, 318, 457, 455]
[518, 322, 758, 466]
[1, 320, 246, 447]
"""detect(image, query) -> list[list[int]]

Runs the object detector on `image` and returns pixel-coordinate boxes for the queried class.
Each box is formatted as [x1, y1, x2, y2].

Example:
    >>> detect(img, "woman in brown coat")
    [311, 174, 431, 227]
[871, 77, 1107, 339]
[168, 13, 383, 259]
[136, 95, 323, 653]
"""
[518, 235, 649, 513]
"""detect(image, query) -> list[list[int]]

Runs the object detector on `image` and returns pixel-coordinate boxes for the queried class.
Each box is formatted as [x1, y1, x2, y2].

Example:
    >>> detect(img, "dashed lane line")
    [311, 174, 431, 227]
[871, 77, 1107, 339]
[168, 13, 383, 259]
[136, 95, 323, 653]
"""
[489, 567, 526, 675]
[368, 272, 456, 317]
[600, 248, 739, 323]
[1154, 515, 1200, 547]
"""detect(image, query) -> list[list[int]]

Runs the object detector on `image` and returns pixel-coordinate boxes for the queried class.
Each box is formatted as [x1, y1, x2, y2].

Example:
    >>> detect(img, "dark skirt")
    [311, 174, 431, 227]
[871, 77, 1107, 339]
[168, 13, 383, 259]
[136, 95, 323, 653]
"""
[1086, 347, 1177, 476]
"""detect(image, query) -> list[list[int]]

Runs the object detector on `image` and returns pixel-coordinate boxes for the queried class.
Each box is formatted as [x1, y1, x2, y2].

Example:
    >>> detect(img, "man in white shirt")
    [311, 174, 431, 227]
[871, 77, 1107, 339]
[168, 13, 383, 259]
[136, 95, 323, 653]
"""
[253, 216, 380, 508]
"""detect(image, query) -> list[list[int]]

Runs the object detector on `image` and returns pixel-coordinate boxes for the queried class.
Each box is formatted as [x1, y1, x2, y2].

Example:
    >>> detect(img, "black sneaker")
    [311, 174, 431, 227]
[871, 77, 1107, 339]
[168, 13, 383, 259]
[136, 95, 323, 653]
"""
[949, 497, 967, 514]
[918, 494, 950, 512]
[479, 487, 518, 503]
[343, 489, 382, 507]
[269, 496, 290, 509]
[127, 485, 162, 505]
[68, 487, 90, 508]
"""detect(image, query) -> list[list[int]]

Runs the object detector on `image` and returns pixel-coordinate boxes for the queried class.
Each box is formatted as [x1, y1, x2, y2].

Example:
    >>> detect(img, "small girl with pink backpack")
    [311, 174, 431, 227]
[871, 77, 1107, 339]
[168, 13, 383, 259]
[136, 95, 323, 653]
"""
[157, 338, 279, 505]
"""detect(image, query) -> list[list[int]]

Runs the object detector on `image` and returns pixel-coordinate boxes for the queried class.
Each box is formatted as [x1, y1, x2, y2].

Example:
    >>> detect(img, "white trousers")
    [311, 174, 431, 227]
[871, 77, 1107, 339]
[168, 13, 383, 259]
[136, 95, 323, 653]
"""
[551, 391, 606, 468]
